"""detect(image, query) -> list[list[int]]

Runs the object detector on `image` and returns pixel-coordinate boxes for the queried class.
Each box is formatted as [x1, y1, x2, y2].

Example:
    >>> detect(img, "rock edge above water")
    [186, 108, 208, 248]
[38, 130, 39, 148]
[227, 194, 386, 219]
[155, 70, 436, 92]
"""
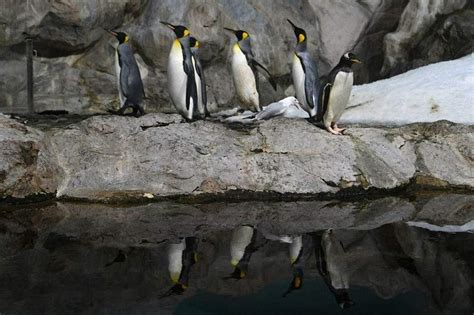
[0, 113, 472, 202]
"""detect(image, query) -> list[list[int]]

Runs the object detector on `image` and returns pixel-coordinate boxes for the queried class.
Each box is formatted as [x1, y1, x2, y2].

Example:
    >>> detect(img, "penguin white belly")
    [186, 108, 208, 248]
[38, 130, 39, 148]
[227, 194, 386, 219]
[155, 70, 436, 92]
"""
[115, 50, 125, 106]
[292, 54, 308, 113]
[289, 235, 303, 264]
[231, 44, 259, 111]
[168, 40, 192, 119]
[168, 240, 186, 283]
[230, 225, 254, 266]
[324, 71, 353, 124]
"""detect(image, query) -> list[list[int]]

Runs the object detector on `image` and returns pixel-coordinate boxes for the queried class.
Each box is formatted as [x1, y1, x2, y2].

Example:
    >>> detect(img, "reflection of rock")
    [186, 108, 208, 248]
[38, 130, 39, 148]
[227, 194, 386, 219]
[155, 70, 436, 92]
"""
[0, 114, 472, 201]
[0, 206, 472, 314]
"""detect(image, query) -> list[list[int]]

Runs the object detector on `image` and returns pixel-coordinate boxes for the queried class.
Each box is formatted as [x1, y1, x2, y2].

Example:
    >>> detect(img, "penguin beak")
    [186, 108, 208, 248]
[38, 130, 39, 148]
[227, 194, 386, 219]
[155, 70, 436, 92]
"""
[104, 29, 118, 37]
[351, 58, 362, 64]
[287, 19, 297, 30]
[224, 27, 237, 33]
[160, 21, 176, 30]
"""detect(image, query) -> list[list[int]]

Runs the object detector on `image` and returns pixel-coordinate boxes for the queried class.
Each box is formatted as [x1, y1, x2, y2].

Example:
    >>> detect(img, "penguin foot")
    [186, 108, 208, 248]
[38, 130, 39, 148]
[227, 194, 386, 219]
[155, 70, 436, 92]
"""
[326, 126, 342, 135]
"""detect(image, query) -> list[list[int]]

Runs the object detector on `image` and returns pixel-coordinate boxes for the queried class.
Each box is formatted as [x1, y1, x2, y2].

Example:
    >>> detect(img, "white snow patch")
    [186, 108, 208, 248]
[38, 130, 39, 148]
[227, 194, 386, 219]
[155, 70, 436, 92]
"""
[341, 54, 474, 126]
[407, 220, 474, 233]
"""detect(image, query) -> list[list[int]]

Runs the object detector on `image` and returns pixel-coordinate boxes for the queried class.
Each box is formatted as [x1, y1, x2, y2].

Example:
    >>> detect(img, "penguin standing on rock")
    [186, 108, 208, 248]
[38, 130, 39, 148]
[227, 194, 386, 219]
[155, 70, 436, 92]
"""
[161, 22, 204, 121]
[287, 20, 321, 119]
[224, 28, 276, 113]
[320, 52, 362, 135]
[106, 30, 145, 117]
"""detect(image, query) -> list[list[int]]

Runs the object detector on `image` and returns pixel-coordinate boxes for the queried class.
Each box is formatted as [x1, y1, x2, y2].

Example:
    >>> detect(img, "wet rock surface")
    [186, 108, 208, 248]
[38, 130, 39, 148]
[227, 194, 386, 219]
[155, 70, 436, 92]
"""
[1, 1, 472, 114]
[0, 198, 472, 315]
[0, 114, 472, 201]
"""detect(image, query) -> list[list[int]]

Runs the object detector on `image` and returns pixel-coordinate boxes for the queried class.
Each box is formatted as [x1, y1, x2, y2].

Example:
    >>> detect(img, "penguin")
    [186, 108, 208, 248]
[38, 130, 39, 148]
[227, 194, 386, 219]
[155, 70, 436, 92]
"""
[161, 22, 201, 121]
[224, 28, 277, 112]
[320, 52, 362, 135]
[161, 237, 198, 297]
[287, 19, 321, 119]
[283, 234, 314, 297]
[225, 225, 260, 280]
[105, 30, 145, 117]
[189, 36, 209, 118]
[314, 230, 355, 309]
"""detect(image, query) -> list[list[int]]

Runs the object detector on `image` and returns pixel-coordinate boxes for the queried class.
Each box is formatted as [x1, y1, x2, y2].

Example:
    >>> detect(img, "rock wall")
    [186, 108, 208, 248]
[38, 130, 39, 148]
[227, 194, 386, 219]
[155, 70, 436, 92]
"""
[0, 0, 472, 114]
[0, 113, 472, 202]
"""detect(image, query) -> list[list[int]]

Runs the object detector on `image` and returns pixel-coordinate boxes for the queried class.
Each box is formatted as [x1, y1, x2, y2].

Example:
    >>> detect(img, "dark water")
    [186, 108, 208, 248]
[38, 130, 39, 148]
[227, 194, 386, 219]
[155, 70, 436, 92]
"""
[0, 201, 472, 315]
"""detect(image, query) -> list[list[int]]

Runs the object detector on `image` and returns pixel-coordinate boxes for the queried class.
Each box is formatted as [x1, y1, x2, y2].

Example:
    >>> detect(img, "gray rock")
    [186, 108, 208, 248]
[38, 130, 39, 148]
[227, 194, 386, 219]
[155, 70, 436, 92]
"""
[0, 114, 472, 201]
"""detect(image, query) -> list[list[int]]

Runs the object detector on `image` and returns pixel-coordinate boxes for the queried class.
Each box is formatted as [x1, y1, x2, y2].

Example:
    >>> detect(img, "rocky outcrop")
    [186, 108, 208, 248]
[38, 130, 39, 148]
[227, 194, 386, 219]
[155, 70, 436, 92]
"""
[0, 113, 472, 202]
[381, 0, 472, 76]
[1, 1, 472, 114]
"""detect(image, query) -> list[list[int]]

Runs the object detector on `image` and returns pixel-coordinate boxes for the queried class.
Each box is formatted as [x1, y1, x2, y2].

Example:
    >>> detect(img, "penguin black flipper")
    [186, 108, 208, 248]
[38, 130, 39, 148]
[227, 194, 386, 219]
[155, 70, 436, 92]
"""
[251, 59, 277, 90]
[193, 54, 209, 117]
[320, 82, 332, 122]
[297, 52, 321, 118]
[181, 48, 198, 114]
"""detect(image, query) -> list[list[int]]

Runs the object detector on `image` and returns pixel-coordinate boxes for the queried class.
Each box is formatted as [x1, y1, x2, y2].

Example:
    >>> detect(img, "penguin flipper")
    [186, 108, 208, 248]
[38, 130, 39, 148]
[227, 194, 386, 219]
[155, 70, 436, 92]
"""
[252, 59, 277, 91]
[183, 57, 198, 113]
[193, 55, 208, 116]
[320, 82, 332, 122]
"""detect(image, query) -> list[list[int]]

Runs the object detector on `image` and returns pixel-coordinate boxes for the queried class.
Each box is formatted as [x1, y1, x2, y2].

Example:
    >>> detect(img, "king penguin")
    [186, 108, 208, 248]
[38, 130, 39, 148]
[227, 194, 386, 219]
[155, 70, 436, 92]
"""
[161, 237, 198, 297]
[283, 234, 314, 297]
[287, 20, 321, 119]
[226, 225, 260, 280]
[189, 36, 209, 118]
[161, 22, 201, 121]
[314, 230, 355, 309]
[224, 28, 277, 112]
[106, 30, 145, 117]
[320, 52, 362, 135]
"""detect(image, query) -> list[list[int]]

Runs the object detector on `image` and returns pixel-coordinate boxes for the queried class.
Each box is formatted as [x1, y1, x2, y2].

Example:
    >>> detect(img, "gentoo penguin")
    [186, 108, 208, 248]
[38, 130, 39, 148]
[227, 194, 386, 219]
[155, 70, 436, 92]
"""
[283, 235, 314, 297]
[320, 52, 362, 135]
[226, 225, 259, 279]
[287, 20, 321, 119]
[106, 30, 145, 117]
[314, 230, 354, 309]
[161, 237, 198, 297]
[224, 28, 277, 112]
[161, 22, 200, 121]
[189, 37, 209, 118]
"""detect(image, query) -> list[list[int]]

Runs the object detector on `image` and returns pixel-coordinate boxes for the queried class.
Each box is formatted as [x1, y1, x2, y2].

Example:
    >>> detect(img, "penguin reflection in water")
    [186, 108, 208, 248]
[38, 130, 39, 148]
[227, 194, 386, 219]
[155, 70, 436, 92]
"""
[225, 225, 263, 280]
[225, 28, 277, 113]
[320, 52, 362, 135]
[161, 22, 207, 121]
[160, 237, 198, 297]
[282, 234, 314, 297]
[314, 230, 355, 309]
[105, 30, 146, 117]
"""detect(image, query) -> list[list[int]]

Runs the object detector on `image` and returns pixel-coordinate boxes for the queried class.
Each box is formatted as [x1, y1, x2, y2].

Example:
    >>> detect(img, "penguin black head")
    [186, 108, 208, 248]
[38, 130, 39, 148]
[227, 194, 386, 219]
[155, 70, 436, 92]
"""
[189, 37, 200, 49]
[160, 21, 190, 38]
[287, 19, 306, 43]
[334, 289, 355, 309]
[224, 28, 250, 41]
[341, 52, 362, 65]
[105, 30, 129, 44]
